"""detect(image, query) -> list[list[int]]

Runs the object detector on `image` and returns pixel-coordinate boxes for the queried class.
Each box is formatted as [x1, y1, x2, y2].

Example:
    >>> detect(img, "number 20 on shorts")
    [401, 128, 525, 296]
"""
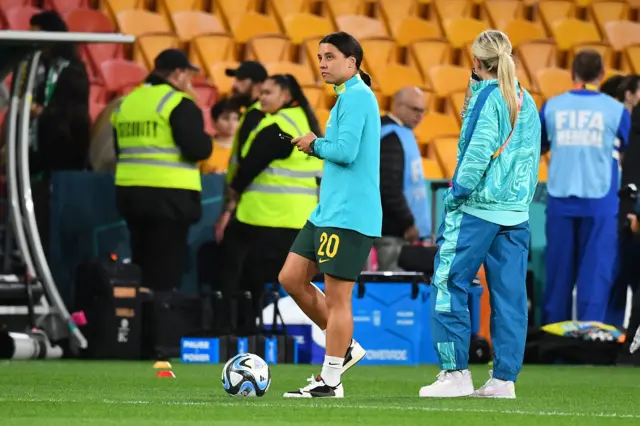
[318, 232, 340, 258]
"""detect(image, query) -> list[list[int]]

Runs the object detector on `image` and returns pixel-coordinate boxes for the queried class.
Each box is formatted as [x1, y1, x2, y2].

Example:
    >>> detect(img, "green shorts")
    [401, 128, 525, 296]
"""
[290, 221, 375, 282]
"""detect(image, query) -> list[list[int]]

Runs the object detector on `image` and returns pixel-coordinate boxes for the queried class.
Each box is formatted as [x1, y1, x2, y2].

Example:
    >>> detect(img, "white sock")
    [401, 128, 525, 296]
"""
[321, 355, 343, 387]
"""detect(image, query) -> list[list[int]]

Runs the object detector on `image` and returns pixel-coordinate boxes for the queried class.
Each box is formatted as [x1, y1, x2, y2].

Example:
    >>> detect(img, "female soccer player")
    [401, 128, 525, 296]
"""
[419, 30, 541, 399]
[277, 31, 382, 399]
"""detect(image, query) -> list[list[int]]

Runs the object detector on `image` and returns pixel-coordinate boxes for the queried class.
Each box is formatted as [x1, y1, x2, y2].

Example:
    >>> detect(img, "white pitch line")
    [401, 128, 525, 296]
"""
[0, 397, 639, 420]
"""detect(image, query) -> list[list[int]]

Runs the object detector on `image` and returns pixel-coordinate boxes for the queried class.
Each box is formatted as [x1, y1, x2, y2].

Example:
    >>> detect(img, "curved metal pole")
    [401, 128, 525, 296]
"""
[17, 52, 87, 349]
[6, 62, 37, 277]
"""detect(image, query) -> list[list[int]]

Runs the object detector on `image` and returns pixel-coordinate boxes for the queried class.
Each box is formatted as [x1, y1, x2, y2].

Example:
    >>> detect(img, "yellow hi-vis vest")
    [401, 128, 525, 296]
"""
[112, 84, 201, 191]
[235, 106, 322, 229]
[226, 100, 261, 184]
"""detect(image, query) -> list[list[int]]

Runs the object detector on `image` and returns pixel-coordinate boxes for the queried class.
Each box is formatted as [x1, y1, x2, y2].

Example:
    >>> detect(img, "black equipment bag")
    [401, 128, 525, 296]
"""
[74, 258, 143, 359]
[397, 244, 438, 276]
[617, 294, 640, 366]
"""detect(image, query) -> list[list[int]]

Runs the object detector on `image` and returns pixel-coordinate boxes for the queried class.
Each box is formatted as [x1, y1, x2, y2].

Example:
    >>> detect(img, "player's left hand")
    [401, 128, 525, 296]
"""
[292, 132, 317, 154]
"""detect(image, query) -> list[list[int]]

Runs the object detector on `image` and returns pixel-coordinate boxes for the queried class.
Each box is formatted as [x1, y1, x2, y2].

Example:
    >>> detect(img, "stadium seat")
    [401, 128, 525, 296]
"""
[538, 155, 548, 183]
[517, 41, 558, 90]
[315, 107, 330, 133]
[90, 82, 108, 103]
[44, 0, 89, 16]
[427, 65, 469, 97]
[302, 85, 326, 110]
[392, 17, 441, 47]
[65, 8, 113, 32]
[191, 34, 237, 74]
[414, 112, 460, 146]
[501, 19, 547, 48]
[0, 0, 28, 21]
[157, 0, 204, 26]
[265, 61, 316, 86]
[202, 106, 215, 136]
[361, 38, 399, 76]
[213, 0, 258, 29]
[101, 0, 143, 25]
[283, 13, 334, 45]
[172, 11, 226, 43]
[433, 0, 474, 22]
[536, 67, 573, 99]
[100, 59, 147, 96]
[267, 0, 310, 24]
[86, 43, 125, 84]
[206, 60, 238, 96]
[552, 18, 601, 52]
[537, 0, 576, 35]
[409, 39, 452, 83]
[335, 15, 388, 40]
[516, 67, 533, 91]
[232, 12, 281, 44]
[448, 90, 466, 125]
[432, 136, 459, 179]
[604, 20, 640, 51]
[137, 35, 181, 71]
[302, 36, 324, 79]
[378, 0, 419, 30]
[375, 63, 425, 97]
[422, 157, 445, 179]
[192, 78, 218, 108]
[246, 35, 293, 63]
[590, 1, 630, 37]
[442, 18, 489, 49]
[570, 42, 615, 70]
[116, 10, 172, 38]
[4, 5, 40, 30]
[626, 45, 640, 74]
[481, 0, 525, 28]
[323, 0, 366, 19]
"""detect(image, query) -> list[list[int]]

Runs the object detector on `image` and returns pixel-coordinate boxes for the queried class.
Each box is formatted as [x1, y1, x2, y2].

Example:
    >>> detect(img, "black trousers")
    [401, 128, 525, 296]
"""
[214, 219, 299, 333]
[125, 217, 190, 292]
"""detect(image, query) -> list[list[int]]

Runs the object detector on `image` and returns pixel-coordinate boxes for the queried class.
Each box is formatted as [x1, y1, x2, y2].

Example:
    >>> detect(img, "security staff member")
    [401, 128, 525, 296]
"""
[540, 50, 631, 324]
[215, 61, 268, 240]
[216, 74, 323, 333]
[112, 49, 212, 292]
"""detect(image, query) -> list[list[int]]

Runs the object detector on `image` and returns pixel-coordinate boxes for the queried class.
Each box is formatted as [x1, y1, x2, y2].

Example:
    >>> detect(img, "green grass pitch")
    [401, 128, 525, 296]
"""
[1, 361, 639, 425]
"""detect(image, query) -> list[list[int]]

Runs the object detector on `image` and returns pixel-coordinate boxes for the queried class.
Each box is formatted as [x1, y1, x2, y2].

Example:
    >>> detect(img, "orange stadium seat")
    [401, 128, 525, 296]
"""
[590, 1, 630, 37]
[448, 91, 466, 125]
[232, 12, 281, 44]
[315, 107, 330, 134]
[604, 20, 640, 51]
[378, 0, 419, 29]
[335, 15, 388, 39]
[157, 0, 205, 26]
[267, 0, 310, 24]
[4, 5, 40, 30]
[172, 11, 226, 43]
[626, 45, 640, 74]
[551, 18, 601, 52]
[361, 38, 399, 75]
[501, 19, 547, 48]
[323, 0, 367, 20]
[538, 155, 548, 183]
[392, 17, 441, 47]
[442, 18, 489, 49]
[537, 0, 576, 35]
[375, 63, 425, 98]
[191, 34, 237, 73]
[302, 85, 326, 109]
[414, 112, 460, 146]
[44, 0, 89, 16]
[206, 60, 239, 96]
[265, 61, 316, 85]
[427, 65, 469, 98]
[100, 59, 147, 96]
[517, 41, 557, 90]
[65, 9, 113, 32]
[116, 10, 172, 38]
[536, 67, 573, 99]
[246, 35, 293, 63]
[432, 136, 459, 179]
[137, 35, 181, 71]
[481, 0, 525, 28]
[422, 157, 445, 179]
[101, 0, 143, 25]
[213, 0, 258, 29]
[433, 0, 474, 23]
[283, 13, 334, 44]
[409, 39, 452, 83]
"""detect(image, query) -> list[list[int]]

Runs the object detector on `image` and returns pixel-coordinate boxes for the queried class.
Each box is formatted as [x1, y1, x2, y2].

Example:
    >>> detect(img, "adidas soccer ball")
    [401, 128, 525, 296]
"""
[221, 353, 271, 397]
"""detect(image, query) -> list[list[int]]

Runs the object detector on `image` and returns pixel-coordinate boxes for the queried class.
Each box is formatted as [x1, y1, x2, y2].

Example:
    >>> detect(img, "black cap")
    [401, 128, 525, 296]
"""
[154, 49, 199, 72]
[225, 61, 267, 83]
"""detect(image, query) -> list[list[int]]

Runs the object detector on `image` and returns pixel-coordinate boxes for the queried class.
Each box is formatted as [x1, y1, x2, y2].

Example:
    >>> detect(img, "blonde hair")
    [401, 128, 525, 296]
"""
[472, 30, 518, 127]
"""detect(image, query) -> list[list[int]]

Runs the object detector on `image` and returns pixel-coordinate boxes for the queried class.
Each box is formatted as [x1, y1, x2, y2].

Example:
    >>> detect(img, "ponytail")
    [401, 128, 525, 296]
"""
[358, 69, 372, 87]
[497, 51, 518, 127]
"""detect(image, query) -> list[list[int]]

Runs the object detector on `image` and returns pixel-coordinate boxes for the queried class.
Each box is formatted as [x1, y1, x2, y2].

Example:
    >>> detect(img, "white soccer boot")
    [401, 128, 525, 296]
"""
[343, 339, 366, 374]
[419, 370, 474, 398]
[473, 370, 516, 399]
[283, 375, 344, 398]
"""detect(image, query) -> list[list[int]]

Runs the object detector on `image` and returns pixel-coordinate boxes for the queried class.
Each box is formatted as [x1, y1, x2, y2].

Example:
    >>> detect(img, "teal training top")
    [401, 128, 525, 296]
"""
[309, 74, 382, 237]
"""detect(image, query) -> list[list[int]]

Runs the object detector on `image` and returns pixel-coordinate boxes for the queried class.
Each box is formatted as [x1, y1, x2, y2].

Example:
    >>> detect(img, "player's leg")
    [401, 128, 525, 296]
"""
[576, 215, 618, 322]
[283, 227, 373, 398]
[542, 215, 576, 324]
[419, 211, 497, 398]
[474, 221, 529, 399]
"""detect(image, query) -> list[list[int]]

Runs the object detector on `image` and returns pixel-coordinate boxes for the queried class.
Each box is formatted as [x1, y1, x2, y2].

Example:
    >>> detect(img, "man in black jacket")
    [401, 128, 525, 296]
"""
[113, 49, 212, 292]
[375, 87, 430, 271]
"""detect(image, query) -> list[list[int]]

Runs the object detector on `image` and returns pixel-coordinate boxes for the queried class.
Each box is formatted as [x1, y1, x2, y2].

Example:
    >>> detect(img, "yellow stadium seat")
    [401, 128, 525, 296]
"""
[303, 85, 326, 109]
[213, 0, 258, 28]
[157, 0, 204, 27]
[303, 36, 324, 79]
[410, 39, 452, 83]
[267, 0, 311, 24]
[414, 112, 460, 145]
[590, 1, 630, 37]
[378, 0, 419, 29]
[172, 11, 226, 43]
[538, 0, 576, 35]
[335, 15, 388, 39]
[265, 61, 316, 86]
[570, 42, 615, 70]
[536, 67, 573, 99]
[323, 0, 366, 19]
[207, 60, 239, 96]
[374, 63, 425, 97]
[101, 0, 143, 25]
[626, 45, 640, 74]
[432, 136, 459, 179]
[442, 18, 489, 49]
[116, 10, 171, 37]
[517, 67, 533, 91]
[283, 13, 334, 44]
[422, 157, 445, 179]
[538, 155, 548, 183]
[191, 34, 237, 73]
[433, 0, 474, 22]
[448, 90, 466, 125]
[428, 65, 469, 97]
[315, 108, 331, 134]
[137, 35, 181, 71]
[361, 38, 399, 75]
[530, 91, 544, 110]
[501, 19, 547, 48]
[481, 0, 525, 28]
[552, 18, 601, 52]
[232, 13, 281, 44]
[392, 17, 441, 47]
[517, 41, 558, 90]
[604, 20, 640, 51]
[246, 35, 293, 63]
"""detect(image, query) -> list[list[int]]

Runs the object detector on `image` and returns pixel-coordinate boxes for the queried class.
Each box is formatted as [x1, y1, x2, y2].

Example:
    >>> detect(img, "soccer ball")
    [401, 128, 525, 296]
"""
[221, 353, 271, 397]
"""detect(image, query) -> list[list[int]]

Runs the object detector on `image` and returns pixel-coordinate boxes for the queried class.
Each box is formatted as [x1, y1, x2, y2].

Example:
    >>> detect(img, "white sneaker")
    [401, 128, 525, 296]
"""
[473, 370, 516, 399]
[283, 375, 344, 398]
[419, 370, 474, 398]
[343, 339, 366, 374]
